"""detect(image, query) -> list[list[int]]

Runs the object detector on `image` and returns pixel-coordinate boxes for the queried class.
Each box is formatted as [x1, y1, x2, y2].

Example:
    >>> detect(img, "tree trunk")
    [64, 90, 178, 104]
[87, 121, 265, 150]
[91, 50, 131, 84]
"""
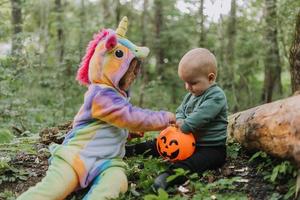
[198, 0, 205, 47]
[225, 0, 239, 111]
[221, 0, 236, 89]
[55, 0, 65, 66]
[217, 15, 225, 81]
[38, 0, 49, 68]
[154, 0, 164, 76]
[115, 0, 121, 27]
[139, 0, 148, 107]
[227, 0, 236, 73]
[261, 0, 282, 103]
[290, 11, 300, 94]
[228, 94, 300, 166]
[10, 0, 23, 56]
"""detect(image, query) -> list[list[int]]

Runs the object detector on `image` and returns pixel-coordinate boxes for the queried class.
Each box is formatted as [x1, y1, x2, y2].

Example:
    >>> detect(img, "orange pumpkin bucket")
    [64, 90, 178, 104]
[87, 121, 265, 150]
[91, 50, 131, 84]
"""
[156, 126, 196, 162]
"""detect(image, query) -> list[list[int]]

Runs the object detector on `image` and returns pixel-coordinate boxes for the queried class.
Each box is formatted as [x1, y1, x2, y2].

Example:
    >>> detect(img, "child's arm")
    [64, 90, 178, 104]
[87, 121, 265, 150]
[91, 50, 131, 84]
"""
[91, 88, 175, 132]
[180, 91, 226, 134]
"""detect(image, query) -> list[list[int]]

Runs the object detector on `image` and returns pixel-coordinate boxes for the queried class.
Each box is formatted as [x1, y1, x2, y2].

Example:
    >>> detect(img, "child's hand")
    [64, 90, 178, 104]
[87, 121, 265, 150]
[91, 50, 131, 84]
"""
[127, 132, 144, 141]
[176, 119, 184, 129]
[166, 112, 176, 125]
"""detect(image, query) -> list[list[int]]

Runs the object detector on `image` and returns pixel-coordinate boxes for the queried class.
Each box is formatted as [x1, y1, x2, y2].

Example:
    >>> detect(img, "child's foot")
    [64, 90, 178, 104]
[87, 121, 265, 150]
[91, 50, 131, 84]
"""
[152, 172, 170, 191]
[152, 171, 189, 192]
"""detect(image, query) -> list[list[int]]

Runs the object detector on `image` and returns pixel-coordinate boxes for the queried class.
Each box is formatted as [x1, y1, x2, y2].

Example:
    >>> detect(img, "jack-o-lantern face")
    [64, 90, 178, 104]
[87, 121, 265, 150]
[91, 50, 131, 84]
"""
[156, 126, 195, 162]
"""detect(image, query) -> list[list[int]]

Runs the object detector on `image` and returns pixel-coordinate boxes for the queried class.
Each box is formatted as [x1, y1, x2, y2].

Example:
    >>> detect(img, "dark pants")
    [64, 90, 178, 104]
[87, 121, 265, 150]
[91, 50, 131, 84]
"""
[126, 139, 226, 185]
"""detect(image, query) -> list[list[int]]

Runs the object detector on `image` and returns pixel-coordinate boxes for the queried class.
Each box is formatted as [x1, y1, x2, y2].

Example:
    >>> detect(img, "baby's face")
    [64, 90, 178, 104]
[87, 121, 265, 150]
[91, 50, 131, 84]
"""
[178, 65, 215, 96]
[119, 59, 141, 91]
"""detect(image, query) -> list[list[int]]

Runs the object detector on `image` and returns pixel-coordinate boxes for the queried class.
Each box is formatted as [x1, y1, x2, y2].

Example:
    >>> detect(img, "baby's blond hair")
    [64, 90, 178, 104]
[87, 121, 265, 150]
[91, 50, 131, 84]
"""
[179, 48, 217, 77]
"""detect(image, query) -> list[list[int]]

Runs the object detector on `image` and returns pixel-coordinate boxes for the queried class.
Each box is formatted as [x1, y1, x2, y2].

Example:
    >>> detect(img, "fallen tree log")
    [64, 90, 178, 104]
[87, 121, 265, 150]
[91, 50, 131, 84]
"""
[228, 94, 300, 166]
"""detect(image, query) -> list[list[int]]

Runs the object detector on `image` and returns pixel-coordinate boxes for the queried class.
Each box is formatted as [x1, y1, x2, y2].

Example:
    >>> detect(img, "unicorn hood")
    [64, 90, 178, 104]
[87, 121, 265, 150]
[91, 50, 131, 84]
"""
[76, 17, 149, 95]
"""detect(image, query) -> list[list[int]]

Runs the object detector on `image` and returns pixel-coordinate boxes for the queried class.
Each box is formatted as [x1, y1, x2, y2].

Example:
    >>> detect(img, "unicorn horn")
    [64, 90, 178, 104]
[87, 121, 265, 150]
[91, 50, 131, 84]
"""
[116, 16, 128, 37]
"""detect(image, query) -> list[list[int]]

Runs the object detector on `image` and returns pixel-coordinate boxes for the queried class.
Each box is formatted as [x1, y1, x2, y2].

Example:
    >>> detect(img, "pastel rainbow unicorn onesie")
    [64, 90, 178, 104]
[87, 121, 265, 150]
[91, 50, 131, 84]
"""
[18, 17, 174, 200]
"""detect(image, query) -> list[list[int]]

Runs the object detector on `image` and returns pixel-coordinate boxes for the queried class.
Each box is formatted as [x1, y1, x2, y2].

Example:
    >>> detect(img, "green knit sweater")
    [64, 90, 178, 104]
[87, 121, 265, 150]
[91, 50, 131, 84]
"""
[176, 83, 228, 146]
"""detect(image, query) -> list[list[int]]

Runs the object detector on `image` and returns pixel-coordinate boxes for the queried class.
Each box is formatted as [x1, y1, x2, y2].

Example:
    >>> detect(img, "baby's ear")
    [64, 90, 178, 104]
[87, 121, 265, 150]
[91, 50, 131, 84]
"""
[208, 73, 216, 82]
[105, 33, 117, 51]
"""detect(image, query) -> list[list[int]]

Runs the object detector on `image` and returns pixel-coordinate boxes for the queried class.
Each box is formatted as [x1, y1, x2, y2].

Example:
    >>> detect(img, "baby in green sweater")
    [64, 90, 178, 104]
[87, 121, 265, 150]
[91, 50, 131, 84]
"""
[126, 48, 228, 190]
[176, 48, 227, 146]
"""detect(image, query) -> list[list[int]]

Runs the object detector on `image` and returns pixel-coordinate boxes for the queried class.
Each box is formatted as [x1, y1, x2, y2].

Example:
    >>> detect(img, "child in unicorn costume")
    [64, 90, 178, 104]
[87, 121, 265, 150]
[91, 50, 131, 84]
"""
[18, 17, 175, 200]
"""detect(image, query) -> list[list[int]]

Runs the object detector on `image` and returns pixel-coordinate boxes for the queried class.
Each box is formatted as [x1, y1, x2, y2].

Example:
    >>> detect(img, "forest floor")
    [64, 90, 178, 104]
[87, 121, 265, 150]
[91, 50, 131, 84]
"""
[0, 122, 296, 200]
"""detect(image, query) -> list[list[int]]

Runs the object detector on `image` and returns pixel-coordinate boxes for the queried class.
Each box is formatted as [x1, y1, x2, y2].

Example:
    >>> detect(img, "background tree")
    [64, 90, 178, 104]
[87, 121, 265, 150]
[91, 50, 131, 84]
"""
[154, 0, 165, 77]
[55, 0, 64, 65]
[10, 0, 23, 56]
[78, 0, 86, 59]
[262, 0, 282, 102]
[226, 0, 236, 82]
[225, 0, 238, 110]
[198, 0, 205, 47]
[138, 0, 149, 107]
[289, 11, 300, 93]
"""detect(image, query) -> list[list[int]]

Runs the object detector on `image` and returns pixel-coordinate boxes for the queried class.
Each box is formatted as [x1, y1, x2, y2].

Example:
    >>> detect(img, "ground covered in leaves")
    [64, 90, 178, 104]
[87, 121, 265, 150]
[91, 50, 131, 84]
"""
[0, 123, 297, 200]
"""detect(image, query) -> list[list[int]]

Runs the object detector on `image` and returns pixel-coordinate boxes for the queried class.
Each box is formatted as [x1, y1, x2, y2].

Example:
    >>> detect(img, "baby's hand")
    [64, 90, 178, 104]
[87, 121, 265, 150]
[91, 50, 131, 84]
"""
[176, 119, 184, 129]
[166, 112, 176, 125]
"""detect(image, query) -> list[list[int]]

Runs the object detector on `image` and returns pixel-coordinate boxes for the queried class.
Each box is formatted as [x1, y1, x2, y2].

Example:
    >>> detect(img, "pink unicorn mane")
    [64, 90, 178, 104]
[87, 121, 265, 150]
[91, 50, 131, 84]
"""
[76, 29, 109, 85]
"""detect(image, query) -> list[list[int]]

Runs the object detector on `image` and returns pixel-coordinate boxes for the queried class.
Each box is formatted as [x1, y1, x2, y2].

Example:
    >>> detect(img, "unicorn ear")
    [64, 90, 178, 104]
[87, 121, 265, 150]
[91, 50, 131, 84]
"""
[105, 33, 117, 51]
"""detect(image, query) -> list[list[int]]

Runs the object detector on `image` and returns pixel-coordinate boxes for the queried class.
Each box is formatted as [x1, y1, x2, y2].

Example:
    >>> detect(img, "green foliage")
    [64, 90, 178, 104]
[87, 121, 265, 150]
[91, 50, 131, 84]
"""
[126, 155, 167, 191]
[0, 0, 298, 133]
[226, 141, 241, 159]
[249, 151, 268, 163]
[0, 129, 14, 144]
[0, 157, 11, 174]
[249, 150, 298, 199]
[0, 156, 29, 184]
[0, 190, 16, 200]
[167, 168, 189, 183]
[249, 151, 296, 183]
[0, 166, 29, 184]
[0, 136, 37, 157]
[268, 161, 295, 183]
[144, 189, 169, 200]
[191, 176, 247, 200]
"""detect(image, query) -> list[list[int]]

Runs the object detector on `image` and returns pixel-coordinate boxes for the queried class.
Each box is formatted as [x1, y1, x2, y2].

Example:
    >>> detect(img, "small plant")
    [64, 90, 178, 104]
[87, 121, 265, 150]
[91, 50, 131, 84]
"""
[249, 151, 268, 162]
[0, 156, 11, 174]
[144, 188, 169, 200]
[192, 176, 247, 199]
[206, 176, 241, 191]
[227, 141, 241, 159]
[167, 168, 189, 183]
[284, 179, 296, 200]
[0, 190, 16, 200]
[268, 161, 296, 183]
[0, 156, 29, 184]
[249, 151, 273, 172]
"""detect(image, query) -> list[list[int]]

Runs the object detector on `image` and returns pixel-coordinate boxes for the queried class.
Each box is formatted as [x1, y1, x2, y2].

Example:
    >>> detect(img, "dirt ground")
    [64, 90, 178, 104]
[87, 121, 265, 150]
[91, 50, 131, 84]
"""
[0, 146, 288, 200]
